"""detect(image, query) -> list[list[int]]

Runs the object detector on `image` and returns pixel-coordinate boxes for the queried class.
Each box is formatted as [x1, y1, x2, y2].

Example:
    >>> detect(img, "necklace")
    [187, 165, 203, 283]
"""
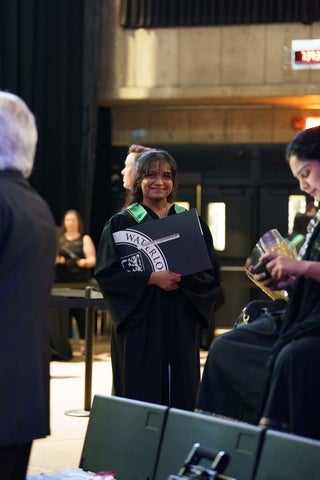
[142, 203, 170, 218]
[157, 207, 170, 218]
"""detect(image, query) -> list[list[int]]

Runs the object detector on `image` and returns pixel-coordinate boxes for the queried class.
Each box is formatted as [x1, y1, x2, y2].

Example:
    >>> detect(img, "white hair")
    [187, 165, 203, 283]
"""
[0, 91, 38, 178]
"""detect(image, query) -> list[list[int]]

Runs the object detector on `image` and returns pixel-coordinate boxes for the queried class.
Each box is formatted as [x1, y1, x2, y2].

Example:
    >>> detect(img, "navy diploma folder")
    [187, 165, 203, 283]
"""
[113, 208, 212, 276]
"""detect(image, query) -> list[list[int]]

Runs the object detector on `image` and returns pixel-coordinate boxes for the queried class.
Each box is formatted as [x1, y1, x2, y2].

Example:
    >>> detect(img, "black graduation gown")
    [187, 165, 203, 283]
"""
[94, 204, 221, 411]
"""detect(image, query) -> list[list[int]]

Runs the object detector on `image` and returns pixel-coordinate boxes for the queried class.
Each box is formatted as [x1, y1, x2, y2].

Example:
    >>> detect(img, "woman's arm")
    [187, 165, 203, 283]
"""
[77, 234, 96, 268]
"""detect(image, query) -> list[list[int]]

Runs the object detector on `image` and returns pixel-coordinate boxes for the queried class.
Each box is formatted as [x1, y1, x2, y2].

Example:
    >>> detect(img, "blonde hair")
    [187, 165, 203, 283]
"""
[128, 144, 154, 155]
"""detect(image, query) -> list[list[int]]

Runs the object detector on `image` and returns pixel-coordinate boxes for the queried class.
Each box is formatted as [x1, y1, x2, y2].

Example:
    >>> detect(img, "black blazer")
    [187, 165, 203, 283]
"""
[0, 171, 56, 446]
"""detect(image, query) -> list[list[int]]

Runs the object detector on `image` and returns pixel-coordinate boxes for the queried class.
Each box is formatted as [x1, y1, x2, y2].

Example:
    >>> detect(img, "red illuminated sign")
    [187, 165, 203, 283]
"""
[291, 40, 320, 70]
[295, 49, 320, 65]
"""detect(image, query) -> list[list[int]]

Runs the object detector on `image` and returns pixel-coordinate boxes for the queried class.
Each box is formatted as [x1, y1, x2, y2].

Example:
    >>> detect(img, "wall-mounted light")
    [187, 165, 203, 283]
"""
[305, 117, 320, 128]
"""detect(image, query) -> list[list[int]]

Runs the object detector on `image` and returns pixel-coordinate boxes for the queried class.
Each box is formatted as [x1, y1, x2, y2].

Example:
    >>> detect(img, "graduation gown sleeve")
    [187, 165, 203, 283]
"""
[94, 213, 152, 334]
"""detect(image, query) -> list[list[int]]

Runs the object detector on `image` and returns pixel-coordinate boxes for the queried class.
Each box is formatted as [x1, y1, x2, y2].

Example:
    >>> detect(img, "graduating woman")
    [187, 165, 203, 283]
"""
[95, 149, 221, 410]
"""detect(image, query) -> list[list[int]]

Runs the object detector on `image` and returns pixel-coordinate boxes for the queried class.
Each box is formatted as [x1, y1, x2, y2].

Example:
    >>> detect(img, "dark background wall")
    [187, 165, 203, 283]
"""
[1, 0, 313, 330]
[0, 0, 313, 249]
[119, 0, 320, 28]
[0, 0, 102, 232]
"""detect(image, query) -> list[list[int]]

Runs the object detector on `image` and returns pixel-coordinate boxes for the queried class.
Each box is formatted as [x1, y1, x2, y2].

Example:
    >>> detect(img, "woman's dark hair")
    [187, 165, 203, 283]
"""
[61, 209, 84, 235]
[286, 125, 320, 163]
[123, 149, 178, 208]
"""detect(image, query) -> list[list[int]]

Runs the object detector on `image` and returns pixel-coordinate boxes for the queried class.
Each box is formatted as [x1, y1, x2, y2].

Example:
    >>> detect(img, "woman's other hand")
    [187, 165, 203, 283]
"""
[148, 271, 182, 291]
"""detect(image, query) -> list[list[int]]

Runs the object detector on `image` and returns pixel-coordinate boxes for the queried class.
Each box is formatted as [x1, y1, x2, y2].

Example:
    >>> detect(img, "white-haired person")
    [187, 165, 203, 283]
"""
[0, 91, 56, 479]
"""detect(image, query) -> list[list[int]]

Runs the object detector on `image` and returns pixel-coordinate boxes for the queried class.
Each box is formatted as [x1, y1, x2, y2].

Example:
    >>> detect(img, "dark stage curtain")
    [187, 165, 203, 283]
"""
[120, 0, 320, 28]
[0, 0, 103, 231]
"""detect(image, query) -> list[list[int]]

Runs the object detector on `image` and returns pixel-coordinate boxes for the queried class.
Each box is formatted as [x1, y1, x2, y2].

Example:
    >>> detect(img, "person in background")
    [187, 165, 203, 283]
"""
[0, 91, 56, 479]
[287, 212, 310, 253]
[286, 202, 319, 254]
[121, 143, 155, 190]
[306, 200, 319, 217]
[55, 209, 96, 354]
[95, 149, 221, 411]
[197, 125, 320, 440]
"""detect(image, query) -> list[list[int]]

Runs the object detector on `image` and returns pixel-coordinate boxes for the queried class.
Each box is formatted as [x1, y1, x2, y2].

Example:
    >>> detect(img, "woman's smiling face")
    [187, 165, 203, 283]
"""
[289, 155, 320, 202]
[140, 161, 173, 202]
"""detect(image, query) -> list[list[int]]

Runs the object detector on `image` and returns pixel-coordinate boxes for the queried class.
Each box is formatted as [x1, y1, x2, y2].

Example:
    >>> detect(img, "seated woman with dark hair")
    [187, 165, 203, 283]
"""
[197, 125, 320, 440]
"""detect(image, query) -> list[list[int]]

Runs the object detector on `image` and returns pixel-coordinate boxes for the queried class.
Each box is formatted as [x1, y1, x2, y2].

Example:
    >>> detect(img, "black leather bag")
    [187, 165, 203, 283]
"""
[234, 299, 287, 328]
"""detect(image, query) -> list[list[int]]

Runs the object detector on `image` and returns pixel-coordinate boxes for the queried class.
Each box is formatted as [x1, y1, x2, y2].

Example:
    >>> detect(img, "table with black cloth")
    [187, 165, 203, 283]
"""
[50, 284, 106, 415]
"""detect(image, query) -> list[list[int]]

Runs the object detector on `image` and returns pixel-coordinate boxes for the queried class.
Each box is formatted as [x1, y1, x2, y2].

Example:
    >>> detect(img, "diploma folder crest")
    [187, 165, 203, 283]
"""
[113, 208, 212, 276]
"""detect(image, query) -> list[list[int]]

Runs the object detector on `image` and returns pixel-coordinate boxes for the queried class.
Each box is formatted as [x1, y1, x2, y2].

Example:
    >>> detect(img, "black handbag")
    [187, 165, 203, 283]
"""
[234, 299, 287, 328]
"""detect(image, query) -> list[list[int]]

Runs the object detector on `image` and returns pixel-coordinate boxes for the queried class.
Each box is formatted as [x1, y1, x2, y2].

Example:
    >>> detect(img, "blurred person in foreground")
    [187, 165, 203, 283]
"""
[197, 125, 320, 440]
[95, 149, 221, 411]
[0, 91, 56, 479]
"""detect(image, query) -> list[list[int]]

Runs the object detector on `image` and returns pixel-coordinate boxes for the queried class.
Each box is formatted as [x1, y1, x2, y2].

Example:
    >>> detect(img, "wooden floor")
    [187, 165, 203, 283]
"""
[27, 338, 112, 478]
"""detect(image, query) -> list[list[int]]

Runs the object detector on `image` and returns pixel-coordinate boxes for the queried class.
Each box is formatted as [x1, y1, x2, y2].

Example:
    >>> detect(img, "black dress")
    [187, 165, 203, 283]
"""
[56, 235, 91, 284]
[51, 235, 92, 359]
[95, 203, 221, 411]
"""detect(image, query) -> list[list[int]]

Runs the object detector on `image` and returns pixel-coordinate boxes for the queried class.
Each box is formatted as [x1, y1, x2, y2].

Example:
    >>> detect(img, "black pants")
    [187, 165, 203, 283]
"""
[262, 336, 320, 439]
[0, 442, 32, 480]
[69, 307, 86, 339]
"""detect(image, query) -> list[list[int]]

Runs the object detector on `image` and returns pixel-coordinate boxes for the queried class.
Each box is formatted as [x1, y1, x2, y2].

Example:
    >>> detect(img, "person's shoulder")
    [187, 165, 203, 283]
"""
[103, 210, 135, 230]
[0, 170, 24, 191]
[83, 233, 94, 242]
